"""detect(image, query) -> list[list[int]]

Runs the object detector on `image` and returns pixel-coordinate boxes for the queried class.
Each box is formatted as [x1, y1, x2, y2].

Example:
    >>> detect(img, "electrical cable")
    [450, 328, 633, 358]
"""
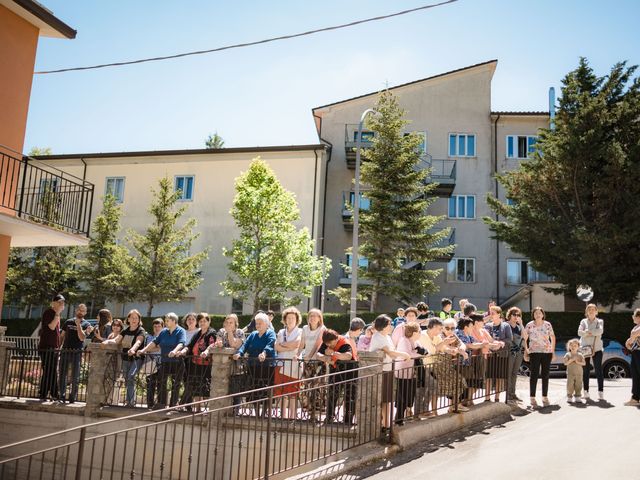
[34, 0, 458, 74]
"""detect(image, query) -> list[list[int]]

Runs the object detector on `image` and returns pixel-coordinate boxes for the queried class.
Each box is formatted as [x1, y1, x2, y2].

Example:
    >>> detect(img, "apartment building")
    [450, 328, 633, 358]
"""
[38, 146, 326, 316]
[313, 60, 552, 312]
[30, 59, 555, 315]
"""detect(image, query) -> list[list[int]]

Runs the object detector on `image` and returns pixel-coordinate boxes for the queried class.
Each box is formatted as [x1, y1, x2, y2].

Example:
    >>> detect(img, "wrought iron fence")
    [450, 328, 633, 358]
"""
[103, 352, 215, 409]
[1, 347, 90, 402]
[0, 148, 94, 237]
[0, 364, 383, 480]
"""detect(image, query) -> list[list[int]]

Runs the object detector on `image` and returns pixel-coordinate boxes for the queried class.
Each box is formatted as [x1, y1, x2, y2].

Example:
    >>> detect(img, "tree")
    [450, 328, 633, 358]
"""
[79, 194, 132, 310]
[205, 132, 225, 149]
[221, 158, 330, 312]
[330, 91, 452, 311]
[484, 58, 640, 307]
[127, 177, 209, 316]
[5, 247, 81, 315]
[28, 146, 53, 156]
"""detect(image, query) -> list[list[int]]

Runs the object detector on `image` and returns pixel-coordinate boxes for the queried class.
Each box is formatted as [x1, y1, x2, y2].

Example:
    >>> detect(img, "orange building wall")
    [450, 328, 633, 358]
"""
[0, 5, 40, 316]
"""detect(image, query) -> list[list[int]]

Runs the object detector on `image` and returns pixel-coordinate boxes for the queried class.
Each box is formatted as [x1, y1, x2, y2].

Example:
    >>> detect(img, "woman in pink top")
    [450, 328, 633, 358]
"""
[522, 306, 556, 407]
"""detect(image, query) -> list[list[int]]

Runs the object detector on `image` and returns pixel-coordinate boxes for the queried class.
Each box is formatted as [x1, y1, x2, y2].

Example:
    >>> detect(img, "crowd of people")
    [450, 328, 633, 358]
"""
[34, 294, 640, 426]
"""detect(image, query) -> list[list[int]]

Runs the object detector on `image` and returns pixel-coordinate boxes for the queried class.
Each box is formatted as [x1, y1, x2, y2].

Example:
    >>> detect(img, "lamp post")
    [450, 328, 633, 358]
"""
[350, 108, 378, 320]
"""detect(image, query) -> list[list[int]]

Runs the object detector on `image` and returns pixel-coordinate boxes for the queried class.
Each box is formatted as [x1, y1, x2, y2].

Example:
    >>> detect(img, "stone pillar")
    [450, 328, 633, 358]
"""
[0, 325, 7, 341]
[208, 348, 236, 412]
[0, 340, 16, 392]
[356, 351, 384, 440]
[84, 342, 118, 416]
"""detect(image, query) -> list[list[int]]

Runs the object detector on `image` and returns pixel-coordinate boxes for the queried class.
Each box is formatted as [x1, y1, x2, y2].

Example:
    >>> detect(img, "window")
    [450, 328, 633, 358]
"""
[105, 177, 125, 203]
[449, 134, 476, 157]
[404, 131, 427, 154]
[345, 254, 369, 277]
[347, 191, 371, 210]
[175, 175, 195, 201]
[231, 298, 243, 315]
[506, 198, 517, 206]
[507, 259, 554, 284]
[353, 131, 375, 143]
[506, 135, 537, 159]
[447, 257, 475, 283]
[448, 195, 475, 219]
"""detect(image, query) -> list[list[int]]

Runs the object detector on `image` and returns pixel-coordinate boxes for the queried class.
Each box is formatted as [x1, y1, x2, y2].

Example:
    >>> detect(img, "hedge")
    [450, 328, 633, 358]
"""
[2, 311, 636, 345]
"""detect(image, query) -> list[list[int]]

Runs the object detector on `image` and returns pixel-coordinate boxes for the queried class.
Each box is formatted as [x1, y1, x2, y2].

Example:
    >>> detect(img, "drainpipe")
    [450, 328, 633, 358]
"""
[493, 113, 501, 305]
[308, 148, 321, 312]
[314, 113, 333, 309]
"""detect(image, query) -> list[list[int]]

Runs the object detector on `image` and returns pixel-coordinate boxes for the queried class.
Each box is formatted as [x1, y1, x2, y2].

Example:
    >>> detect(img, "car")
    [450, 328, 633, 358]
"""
[519, 337, 631, 379]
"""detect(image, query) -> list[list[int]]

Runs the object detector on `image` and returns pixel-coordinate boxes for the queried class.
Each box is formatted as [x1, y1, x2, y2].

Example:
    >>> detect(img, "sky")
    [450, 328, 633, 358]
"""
[24, 0, 640, 154]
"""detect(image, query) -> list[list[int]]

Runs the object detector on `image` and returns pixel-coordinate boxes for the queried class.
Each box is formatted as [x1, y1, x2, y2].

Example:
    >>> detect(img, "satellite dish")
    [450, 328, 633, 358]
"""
[576, 285, 594, 303]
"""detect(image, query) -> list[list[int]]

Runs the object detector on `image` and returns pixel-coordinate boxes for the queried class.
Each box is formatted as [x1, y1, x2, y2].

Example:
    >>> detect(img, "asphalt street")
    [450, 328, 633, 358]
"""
[340, 377, 639, 480]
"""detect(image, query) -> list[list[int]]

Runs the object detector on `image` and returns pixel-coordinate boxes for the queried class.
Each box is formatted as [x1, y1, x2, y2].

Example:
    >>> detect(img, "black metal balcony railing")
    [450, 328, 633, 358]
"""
[0, 148, 94, 237]
[417, 155, 456, 197]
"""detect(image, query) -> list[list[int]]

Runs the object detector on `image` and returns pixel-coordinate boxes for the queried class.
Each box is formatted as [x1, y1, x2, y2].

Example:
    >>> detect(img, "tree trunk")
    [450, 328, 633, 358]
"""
[147, 298, 154, 318]
[370, 289, 377, 313]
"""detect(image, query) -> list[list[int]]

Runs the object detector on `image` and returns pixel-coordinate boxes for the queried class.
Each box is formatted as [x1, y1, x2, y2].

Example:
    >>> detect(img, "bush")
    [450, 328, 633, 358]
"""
[4, 311, 634, 345]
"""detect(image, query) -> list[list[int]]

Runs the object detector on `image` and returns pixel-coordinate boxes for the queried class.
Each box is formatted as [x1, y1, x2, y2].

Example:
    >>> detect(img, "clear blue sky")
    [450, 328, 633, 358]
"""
[25, 0, 640, 154]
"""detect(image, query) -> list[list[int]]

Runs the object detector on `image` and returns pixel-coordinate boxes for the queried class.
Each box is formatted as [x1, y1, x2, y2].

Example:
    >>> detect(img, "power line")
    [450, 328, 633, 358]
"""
[34, 0, 459, 75]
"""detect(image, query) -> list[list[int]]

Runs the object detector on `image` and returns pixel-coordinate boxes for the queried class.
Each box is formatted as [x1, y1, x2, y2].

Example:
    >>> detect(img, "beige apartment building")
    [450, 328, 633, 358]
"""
[313, 59, 552, 313]
[39, 146, 326, 316]
[32, 59, 557, 315]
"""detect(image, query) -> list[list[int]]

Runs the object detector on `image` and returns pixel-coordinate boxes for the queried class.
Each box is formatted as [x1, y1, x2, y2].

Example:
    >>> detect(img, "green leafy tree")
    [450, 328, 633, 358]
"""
[221, 158, 330, 312]
[79, 194, 132, 310]
[28, 147, 53, 156]
[5, 247, 81, 315]
[127, 177, 209, 316]
[330, 91, 452, 311]
[485, 58, 640, 307]
[205, 132, 225, 149]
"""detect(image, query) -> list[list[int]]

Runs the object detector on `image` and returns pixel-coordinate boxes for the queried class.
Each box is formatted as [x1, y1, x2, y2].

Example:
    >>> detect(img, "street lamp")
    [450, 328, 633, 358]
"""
[350, 108, 378, 320]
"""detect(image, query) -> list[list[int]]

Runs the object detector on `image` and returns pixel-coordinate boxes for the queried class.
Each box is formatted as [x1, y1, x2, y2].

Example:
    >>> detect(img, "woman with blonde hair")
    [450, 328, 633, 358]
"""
[213, 314, 245, 350]
[578, 303, 604, 400]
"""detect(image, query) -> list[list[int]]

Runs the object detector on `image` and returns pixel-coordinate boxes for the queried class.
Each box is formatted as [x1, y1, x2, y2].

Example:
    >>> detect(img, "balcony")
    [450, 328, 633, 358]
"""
[341, 190, 371, 230]
[416, 155, 456, 197]
[344, 123, 375, 168]
[0, 149, 94, 247]
[400, 228, 456, 269]
[338, 255, 373, 286]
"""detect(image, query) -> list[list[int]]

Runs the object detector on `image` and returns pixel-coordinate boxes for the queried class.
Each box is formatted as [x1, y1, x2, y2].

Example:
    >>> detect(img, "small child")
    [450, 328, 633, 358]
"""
[563, 338, 586, 402]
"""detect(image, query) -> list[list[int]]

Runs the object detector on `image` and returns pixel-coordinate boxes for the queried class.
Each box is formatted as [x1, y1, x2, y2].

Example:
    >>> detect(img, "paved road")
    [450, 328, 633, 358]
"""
[344, 377, 639, 480]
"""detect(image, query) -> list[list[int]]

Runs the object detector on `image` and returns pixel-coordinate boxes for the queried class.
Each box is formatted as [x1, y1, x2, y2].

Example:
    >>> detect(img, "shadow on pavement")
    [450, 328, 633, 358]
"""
[339, 415, 518, 479]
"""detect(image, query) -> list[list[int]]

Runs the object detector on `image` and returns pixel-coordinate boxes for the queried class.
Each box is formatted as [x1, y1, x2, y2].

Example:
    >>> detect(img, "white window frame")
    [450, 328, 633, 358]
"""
[105, 177, 125, 203]
[345, 254, 369, 278]
[447, 195, 476, 219]
[174, 175, 195, 202]
[447, 257, 476, 283]
[448, 133, 476, 158]
[506, 135, 538, 159]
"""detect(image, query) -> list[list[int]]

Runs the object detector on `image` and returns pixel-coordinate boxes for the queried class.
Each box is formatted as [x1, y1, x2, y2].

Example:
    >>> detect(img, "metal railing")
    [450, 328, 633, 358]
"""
[4, 337, 38, 352]
[0, 148, 94, 237]
[0, 350, 508, 479]
[0, 363, 384, 480]
[1, 347, 91, 402]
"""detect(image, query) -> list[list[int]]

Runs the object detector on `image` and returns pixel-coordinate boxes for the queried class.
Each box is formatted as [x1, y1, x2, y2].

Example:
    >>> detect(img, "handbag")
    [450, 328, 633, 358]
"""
[579, 336, 596, 358]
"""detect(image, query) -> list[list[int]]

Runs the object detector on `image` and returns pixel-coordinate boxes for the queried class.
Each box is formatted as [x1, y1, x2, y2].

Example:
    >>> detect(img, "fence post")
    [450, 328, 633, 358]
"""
[356, 351, 384, 441]
[74, 427, 87, 480]
[208, 348, 235, 413]
[0, 340, 16, 394]
[84, 343, 118, 416]
[453, 356, 460, 412]
[264, 387, 273, 480]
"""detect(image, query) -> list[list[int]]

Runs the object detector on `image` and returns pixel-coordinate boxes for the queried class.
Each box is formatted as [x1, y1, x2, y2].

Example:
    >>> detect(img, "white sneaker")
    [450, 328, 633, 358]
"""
[542, 396, 550, 406]
[598, 391, 604, 400]
[567, 395, 573, 403]
[575, 395, 583, 403]
[624, 398, 640, 406]
[583, 391, 590, 399]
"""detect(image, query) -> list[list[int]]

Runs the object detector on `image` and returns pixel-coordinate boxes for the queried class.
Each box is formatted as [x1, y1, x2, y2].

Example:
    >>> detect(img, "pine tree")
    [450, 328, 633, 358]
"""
[127, 177, 209, 316]
[221, 158, 330, 312]
[330, 91, 452, 311]
[205, 133, 225, 149]
[79, 194, 132, 310]
[485, 58, 640, 307]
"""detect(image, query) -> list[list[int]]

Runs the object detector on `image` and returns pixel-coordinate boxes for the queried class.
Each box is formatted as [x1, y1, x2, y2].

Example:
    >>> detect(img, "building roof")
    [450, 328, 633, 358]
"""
[1, 0, 76, 38]
[491, 111, 549, 116]
[312, 59, 498, 112]
[33, 144, 327, 161]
